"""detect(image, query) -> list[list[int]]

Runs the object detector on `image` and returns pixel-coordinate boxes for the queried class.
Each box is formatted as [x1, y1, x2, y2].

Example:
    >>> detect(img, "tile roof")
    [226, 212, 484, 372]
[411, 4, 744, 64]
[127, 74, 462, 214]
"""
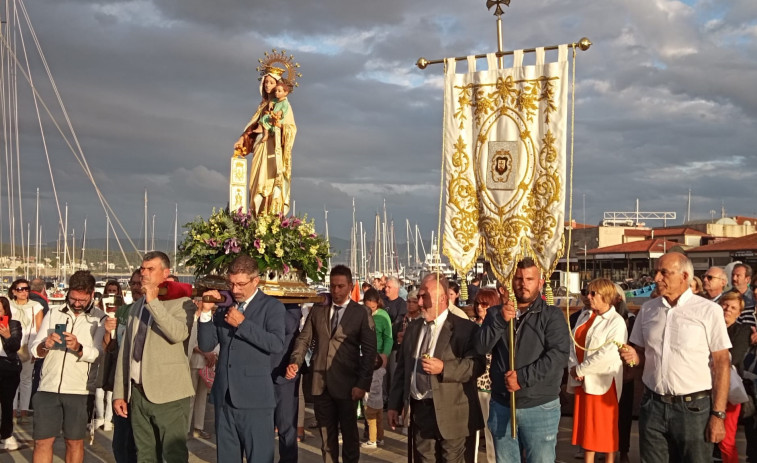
[588, 239, 682, 255]
[624, 227, 708, 237]
[686, 233, 757, 253]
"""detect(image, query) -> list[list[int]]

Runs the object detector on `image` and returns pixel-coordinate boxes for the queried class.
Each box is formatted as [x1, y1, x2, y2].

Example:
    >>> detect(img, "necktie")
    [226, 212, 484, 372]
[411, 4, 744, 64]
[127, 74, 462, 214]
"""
[416, 322, 434, 394]
[331, 306, 342, 336]
[237, 301, 246, 314]
[132, 299, 149, 362]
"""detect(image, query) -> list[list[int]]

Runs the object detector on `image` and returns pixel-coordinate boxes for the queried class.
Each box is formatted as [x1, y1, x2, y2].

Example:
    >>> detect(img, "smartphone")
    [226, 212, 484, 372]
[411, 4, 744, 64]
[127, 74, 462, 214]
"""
[0, 316, 8, 329]
[55, 323, 67, 347]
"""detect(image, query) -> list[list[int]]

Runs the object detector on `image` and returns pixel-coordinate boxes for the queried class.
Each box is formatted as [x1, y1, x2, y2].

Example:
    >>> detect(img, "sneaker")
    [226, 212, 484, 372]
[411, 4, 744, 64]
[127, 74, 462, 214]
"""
[103, 422, 113, 432]
[193, 429, 211, 440]
[1, 435, 18, 451]
[361, 441, 377, 449]
[377, 440, 384, 446]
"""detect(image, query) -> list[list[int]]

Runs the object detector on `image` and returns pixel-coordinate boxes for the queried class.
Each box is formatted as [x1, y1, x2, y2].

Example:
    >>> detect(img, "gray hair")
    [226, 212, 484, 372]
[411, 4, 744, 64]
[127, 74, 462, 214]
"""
[386, 276, 400, 287]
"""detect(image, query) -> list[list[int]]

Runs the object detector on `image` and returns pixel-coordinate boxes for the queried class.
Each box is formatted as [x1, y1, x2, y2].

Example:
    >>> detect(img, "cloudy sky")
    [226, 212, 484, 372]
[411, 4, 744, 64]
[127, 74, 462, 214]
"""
[2, 0, 756, 262]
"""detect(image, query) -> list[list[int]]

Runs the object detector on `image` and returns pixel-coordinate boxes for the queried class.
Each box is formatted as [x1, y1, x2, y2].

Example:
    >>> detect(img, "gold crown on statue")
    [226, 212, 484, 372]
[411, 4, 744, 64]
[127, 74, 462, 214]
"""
[257, 49, 302, 90]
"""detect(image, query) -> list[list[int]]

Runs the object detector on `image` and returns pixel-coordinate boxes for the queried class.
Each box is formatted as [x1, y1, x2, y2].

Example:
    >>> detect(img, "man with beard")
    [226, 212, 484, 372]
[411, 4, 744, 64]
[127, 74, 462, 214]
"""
[30, 271, 107, 463]
[474, 258, 570, 462]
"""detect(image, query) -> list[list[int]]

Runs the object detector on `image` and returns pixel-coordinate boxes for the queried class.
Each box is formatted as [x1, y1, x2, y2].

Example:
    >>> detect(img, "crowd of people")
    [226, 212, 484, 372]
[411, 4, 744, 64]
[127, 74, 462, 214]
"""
[2, 251, 757, 463]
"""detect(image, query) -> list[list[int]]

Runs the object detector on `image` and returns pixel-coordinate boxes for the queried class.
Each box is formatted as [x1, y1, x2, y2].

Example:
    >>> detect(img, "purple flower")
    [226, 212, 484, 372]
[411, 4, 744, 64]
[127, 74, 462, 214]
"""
[224, 238, 241, 254]
[291, 218, 302, 227]
[254, 239, 262, 249]
[283, 263, 290, 274]
[282, 218, 290, 228]
[204, 238, 218, 247]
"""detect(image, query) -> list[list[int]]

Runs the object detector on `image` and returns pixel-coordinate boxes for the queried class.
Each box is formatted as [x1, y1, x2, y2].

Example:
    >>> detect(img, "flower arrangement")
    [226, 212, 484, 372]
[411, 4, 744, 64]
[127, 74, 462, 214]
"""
[178, 208, 331, 282]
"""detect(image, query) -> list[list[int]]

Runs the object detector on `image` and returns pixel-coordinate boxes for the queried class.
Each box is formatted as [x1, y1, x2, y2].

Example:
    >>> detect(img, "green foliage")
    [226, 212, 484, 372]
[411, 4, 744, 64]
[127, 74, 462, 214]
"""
[177, 208, 331, 282]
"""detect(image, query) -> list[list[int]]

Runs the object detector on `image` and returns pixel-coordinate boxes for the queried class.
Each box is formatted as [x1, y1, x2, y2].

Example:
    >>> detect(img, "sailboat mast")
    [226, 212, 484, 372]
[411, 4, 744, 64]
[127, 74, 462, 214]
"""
[350, 198, 357, 277]
[25, 223, 29, 279]
[106, 214, 110, 278]
[406, 219, 411, 270]
[173, 204, 178, 274]
[80, 217, 87, 270]
[359, 221, 365, 281]
[144, 189, 148, 254]
[151, 214, 155, 252]
[324, 208, 331, 273]
[35, 188, 39, 277]
[63, 203, 68, 276]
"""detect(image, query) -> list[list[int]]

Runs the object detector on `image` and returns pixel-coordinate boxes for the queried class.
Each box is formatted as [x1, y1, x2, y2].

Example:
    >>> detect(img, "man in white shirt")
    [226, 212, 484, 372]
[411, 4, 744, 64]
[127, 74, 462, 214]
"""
[621, 252, 731, 463]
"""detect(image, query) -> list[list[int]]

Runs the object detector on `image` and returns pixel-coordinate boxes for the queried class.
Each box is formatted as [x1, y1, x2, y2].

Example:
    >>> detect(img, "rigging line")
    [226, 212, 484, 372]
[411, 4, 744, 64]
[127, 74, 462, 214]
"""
[0, 12, 7, 258]
[13, 3, 26, 264]
[17, 0, 138, 266]
[4, 5, 139, 267]
[14, 0, 64, 263]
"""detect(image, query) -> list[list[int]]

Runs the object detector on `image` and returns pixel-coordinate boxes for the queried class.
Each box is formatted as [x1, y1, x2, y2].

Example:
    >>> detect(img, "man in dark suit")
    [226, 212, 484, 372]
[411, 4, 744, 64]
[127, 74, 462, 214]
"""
[271, 303, 304, 463]
[198, 254, 285, 463]
[388, 274, 484, 463]
[286, 265, 377, 463]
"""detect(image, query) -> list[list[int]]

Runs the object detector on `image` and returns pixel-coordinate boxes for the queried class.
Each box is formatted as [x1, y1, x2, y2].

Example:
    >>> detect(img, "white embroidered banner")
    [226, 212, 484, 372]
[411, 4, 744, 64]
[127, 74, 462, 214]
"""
[442, 46, 569, 283]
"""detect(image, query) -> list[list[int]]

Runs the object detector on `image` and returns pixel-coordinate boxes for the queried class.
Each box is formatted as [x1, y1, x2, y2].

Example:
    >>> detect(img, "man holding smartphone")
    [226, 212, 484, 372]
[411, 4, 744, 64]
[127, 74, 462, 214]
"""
[30, 270, 107, 463]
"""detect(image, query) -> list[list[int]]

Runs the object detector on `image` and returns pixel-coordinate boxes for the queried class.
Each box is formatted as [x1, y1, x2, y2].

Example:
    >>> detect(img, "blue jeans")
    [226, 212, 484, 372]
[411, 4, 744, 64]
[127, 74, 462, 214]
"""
[488, 398, 560, 463]
[639, 391, 712, 463]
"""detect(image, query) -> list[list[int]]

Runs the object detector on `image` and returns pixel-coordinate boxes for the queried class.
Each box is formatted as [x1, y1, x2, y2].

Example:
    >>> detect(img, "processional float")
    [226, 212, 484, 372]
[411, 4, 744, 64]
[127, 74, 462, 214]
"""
[179, 50, 327, 304]
[417, 0, 591, 437]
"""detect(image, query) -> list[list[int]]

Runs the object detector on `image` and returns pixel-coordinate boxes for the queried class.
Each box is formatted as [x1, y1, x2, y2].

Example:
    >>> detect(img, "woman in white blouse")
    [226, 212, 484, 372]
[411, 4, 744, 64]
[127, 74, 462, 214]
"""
[568, 278, 628, 463]
[8, 279, 43, 422]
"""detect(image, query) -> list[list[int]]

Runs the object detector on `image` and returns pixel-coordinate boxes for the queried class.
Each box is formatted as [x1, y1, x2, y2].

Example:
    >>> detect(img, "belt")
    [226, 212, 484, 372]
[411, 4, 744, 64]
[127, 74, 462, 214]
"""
[131, 379, 145, 394]
[646, 388, 710, 404]
[410, 398, 434, 406]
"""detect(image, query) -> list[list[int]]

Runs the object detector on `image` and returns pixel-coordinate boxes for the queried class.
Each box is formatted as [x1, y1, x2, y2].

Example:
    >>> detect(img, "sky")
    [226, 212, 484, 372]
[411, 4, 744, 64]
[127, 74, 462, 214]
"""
[1, 0, 756, 262]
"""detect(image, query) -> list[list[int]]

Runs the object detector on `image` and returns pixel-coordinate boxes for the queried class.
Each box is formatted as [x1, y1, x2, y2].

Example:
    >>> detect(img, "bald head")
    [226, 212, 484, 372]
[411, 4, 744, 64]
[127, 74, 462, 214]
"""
[703, 266, 727, 299]
[654, 252, 693, 305]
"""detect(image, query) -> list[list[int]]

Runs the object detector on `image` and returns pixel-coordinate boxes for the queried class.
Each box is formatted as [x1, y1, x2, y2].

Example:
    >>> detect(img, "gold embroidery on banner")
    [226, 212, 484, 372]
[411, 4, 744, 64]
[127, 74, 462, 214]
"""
[447, 136, 479, 256]
[448, 72, 565, 284]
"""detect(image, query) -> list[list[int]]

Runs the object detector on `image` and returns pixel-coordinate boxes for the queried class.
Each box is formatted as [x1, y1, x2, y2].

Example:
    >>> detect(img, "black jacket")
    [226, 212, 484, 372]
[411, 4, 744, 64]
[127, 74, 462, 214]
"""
[474, 296, 570, 408]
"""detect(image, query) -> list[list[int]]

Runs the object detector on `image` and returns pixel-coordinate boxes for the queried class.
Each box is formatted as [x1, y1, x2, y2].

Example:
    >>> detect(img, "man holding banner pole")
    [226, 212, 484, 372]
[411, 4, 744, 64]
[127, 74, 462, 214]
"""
[474, 257, 570, 463]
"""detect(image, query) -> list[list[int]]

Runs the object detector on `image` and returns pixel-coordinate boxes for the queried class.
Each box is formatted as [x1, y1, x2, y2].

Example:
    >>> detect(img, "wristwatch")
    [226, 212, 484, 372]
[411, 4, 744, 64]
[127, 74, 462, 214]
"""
[711, 410, 726, 419]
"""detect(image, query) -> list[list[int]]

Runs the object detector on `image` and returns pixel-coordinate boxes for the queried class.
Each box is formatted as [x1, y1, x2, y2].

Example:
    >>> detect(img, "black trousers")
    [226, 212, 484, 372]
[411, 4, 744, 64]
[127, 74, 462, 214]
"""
[313, 391, 360, 463]
[0, 368, 20, 439]
[274, 376, 300, 463]
[618, 379, 635, 454]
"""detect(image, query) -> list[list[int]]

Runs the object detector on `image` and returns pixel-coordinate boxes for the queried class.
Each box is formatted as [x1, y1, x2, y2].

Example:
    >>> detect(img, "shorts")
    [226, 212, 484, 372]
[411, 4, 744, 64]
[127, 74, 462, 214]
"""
[32, 391, 89, 440]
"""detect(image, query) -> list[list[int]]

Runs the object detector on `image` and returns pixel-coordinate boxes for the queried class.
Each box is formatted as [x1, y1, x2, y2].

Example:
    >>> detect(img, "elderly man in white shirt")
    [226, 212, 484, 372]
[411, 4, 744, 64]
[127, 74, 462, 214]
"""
[621, 252, 731, 463]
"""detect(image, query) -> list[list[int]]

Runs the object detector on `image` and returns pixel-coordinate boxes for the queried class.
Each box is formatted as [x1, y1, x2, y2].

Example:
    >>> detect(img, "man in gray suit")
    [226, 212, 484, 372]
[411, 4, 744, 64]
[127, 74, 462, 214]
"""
[388, 274, 484, 463]
[286, 265, 377, 463]
[198, 254, 285, 463]
[113, 251, 195, 463]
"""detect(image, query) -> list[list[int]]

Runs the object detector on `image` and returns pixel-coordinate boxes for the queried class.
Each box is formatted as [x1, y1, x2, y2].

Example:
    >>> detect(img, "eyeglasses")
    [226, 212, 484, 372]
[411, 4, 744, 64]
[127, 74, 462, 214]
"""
[475, 301, 490, 307]
[704, 275, 723, 281]
[14, 287, 29, 292]
[228, 276, 258, 289]
[68, 296, 91, 305]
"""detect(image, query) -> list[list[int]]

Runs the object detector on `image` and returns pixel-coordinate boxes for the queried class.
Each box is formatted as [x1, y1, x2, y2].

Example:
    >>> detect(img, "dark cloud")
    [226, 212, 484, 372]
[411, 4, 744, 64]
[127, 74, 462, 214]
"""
[0, 0, 754, 263]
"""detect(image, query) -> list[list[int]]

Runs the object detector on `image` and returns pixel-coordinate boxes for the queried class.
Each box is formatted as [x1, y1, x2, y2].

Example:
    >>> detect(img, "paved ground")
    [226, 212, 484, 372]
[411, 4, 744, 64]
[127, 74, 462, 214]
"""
[0, 405, 747, 462]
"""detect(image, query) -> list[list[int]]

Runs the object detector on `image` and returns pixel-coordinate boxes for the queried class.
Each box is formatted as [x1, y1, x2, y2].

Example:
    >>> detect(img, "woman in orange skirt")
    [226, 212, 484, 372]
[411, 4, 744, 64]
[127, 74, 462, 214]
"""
[568, 278, 628, 463]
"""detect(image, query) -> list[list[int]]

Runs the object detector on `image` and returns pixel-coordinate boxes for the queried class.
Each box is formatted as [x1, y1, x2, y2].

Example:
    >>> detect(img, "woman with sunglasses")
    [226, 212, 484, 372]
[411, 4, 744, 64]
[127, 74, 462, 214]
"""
[0, 296, 22, 450]
[472, 288, 500, 463]
[8, 278, 44, 422]
[568, 278, 627, 463]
